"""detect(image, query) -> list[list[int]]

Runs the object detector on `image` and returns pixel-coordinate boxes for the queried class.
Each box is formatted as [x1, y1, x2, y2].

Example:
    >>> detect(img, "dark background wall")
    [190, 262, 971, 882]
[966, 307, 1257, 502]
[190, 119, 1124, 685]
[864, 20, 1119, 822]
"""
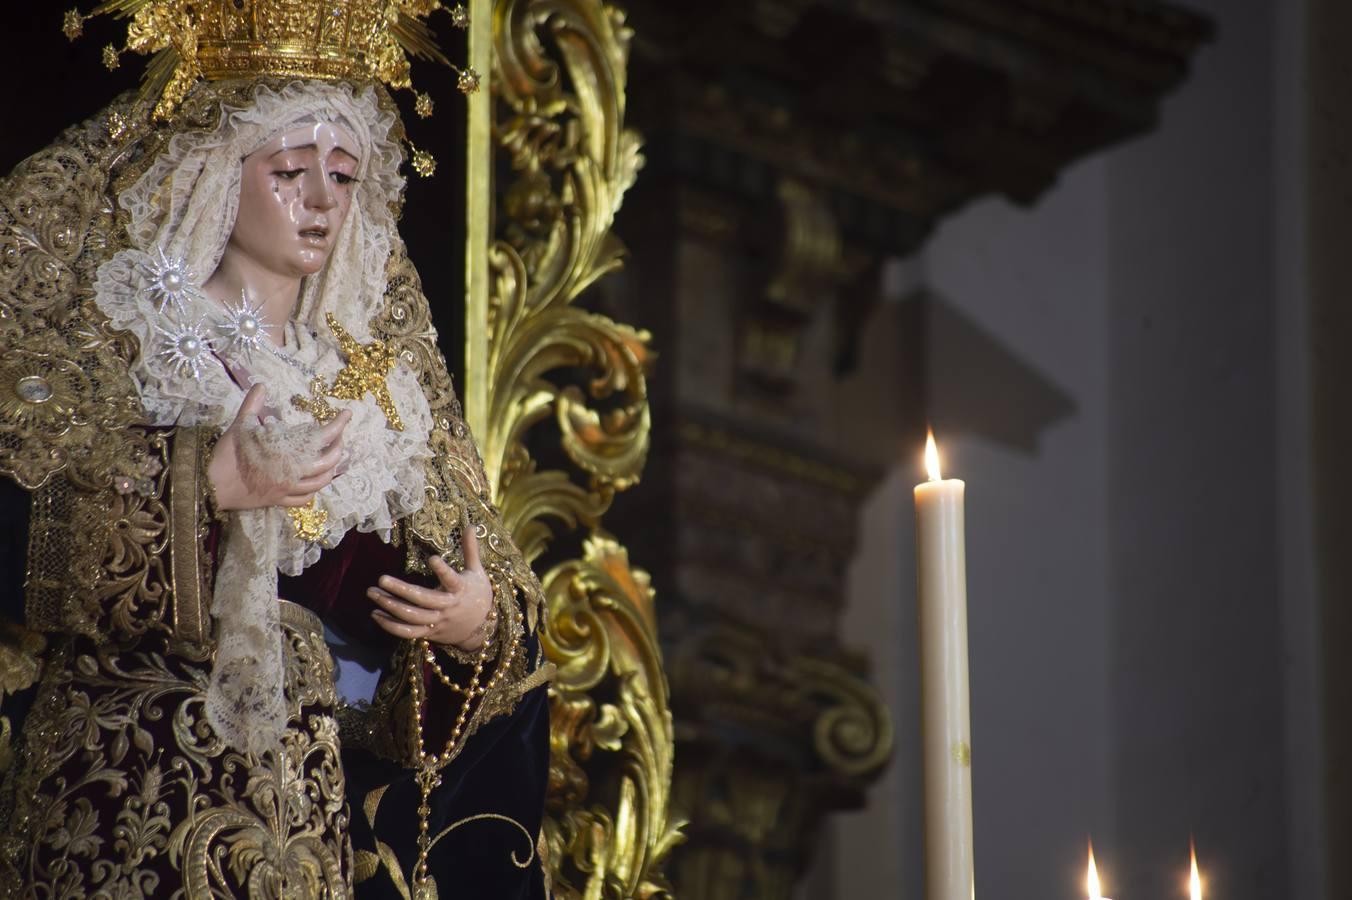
[1309, 0, 1352, 886]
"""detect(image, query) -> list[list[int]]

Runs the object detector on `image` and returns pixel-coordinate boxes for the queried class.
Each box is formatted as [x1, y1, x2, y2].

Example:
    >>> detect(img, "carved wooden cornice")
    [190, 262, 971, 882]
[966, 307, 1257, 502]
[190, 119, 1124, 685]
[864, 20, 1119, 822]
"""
[626, 0, 1213, 255]
[629, 410, 893, 899]
[620, 0, 1212, 395]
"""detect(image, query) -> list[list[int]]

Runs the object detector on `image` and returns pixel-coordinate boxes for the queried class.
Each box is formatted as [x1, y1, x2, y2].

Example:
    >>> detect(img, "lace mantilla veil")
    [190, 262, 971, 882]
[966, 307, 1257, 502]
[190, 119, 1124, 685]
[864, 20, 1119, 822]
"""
[96, 80, 438, 753]
[0, 76, 547, 759]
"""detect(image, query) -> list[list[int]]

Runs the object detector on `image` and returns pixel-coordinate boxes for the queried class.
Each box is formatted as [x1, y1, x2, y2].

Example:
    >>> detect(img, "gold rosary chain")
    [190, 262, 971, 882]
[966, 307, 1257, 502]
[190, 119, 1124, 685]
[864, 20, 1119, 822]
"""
[405, 571, 523, 894]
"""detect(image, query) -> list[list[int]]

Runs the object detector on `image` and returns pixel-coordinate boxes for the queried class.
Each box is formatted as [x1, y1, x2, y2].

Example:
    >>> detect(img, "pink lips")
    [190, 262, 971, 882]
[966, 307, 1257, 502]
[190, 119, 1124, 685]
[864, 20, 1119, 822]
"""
[298, 222, 330, 245]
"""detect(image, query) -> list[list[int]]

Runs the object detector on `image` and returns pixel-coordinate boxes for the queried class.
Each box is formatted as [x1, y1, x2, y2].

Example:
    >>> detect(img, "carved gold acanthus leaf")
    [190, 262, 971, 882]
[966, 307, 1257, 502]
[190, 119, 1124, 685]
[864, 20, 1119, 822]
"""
[486, 0, 649, 538]
[540, 535, 683, 899]
[485, 0, 678, 896]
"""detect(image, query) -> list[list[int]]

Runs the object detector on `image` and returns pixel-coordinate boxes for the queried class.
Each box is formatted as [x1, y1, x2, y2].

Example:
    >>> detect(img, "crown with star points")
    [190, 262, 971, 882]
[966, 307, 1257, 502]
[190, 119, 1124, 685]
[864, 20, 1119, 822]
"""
[64, 0, 477, 138]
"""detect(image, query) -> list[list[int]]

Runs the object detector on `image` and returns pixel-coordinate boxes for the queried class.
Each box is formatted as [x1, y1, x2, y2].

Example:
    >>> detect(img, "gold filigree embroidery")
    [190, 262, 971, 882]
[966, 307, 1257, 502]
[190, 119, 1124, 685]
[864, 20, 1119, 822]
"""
[0, 353, 85, 432]
[9, 609, 349, 899]
[0, 92, 180, 643]
[355, 777, 537, 895]
[0, 620, 46, 777]
[428, 813, 536, 869]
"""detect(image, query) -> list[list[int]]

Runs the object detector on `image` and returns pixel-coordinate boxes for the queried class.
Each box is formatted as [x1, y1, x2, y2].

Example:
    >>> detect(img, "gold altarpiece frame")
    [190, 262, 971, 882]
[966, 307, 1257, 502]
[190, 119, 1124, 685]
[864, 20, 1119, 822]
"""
[464, 0, 681, 895]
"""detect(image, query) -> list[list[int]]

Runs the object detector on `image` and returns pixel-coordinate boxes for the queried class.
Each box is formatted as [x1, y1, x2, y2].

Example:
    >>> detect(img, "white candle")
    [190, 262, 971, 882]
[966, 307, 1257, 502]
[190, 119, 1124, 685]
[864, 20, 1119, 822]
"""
[915, 429, 975, 900]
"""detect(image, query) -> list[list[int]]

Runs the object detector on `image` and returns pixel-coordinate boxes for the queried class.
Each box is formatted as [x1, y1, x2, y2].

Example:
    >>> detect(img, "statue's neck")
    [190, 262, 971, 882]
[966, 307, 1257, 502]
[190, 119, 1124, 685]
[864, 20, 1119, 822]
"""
[203, 250, 302, 347]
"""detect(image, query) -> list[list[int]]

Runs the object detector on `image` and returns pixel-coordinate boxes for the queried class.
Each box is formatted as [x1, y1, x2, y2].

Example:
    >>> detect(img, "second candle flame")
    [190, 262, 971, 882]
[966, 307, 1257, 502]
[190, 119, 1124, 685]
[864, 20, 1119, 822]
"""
[925, 428, 942, 482]
[1190, 841, 1202, 900]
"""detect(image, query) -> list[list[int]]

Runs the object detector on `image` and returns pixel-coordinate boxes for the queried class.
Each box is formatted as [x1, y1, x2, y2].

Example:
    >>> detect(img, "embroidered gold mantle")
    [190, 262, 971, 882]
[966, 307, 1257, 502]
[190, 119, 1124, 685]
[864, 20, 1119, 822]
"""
[4, 606, 350, 899]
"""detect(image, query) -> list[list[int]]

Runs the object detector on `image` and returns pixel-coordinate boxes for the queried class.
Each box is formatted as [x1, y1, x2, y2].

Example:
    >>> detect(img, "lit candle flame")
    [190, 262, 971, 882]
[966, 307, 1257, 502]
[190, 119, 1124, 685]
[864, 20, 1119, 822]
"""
[1190, 840, 1202, 900]
[925, 428, 942, 482]
[1087, 840, 1107, 900]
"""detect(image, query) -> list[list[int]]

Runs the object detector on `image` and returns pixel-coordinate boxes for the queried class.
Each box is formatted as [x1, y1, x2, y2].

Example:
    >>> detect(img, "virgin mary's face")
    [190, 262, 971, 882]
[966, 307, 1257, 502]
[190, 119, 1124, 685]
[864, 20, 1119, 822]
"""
[228, 121, 361, 279]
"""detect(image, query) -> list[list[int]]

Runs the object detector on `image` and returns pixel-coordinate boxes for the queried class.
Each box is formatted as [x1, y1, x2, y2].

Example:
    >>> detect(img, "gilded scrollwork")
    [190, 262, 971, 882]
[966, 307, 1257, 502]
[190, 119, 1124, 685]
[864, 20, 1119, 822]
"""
[487, 0, 649, 543]
[484, 0, 679, 895]
[539, 535, 681, 899]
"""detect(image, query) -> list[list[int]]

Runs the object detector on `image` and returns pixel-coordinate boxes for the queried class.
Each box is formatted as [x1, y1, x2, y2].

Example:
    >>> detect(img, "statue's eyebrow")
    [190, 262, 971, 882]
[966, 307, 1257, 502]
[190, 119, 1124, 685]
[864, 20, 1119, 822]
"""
[269, 143, 317, 157]
[269, 144, 360, 163]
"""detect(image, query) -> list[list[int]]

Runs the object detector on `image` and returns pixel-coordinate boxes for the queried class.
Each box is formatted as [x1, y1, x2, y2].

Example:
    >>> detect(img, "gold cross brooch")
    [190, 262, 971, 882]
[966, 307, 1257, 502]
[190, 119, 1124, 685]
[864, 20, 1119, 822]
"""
[290, 314, 405, 432]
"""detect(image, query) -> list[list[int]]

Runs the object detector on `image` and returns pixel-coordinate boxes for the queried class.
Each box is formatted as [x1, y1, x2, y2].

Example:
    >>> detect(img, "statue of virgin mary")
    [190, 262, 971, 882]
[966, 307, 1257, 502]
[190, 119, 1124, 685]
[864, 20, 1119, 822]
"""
[0, 3, 551, 898]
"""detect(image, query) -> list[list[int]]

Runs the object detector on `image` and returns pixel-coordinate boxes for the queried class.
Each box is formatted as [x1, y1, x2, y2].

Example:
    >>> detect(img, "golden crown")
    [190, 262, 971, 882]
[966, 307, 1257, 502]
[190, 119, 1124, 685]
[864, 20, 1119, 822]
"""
[63, 0, 477, 128]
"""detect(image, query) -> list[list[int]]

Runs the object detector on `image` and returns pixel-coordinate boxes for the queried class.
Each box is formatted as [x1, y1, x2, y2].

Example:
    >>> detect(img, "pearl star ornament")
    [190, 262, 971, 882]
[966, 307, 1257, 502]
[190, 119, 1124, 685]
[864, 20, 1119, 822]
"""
[217, 291, 273, 360]
[155, 316, 217, 380]
[142, 247, 201, 317]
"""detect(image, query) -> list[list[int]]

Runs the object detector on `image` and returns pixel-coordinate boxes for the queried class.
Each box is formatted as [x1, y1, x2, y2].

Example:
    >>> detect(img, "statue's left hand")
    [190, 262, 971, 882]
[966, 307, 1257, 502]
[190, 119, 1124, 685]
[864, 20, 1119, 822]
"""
[366, 517, 493, 651]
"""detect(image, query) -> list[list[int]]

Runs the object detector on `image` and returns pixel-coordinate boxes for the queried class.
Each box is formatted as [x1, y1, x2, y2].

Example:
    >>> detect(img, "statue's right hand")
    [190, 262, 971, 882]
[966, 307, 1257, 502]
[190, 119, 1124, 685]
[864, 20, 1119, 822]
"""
[207, 384, 352, 512]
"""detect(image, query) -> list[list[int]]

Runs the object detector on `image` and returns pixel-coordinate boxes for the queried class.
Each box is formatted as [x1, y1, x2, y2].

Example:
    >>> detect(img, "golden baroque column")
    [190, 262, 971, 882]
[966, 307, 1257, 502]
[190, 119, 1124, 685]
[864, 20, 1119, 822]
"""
[467, 0, 682, 896]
